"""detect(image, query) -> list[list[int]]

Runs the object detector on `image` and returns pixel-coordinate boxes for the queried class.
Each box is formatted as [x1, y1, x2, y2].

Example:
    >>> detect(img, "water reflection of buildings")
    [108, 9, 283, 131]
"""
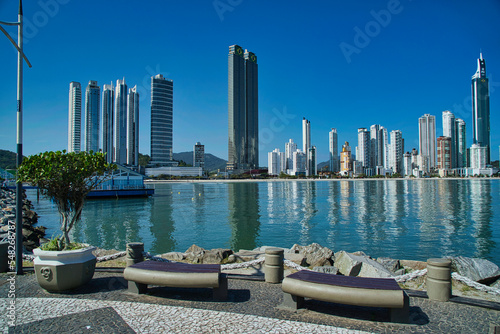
[298, 181, 317, 245]
[470, 180, 493, 258]
[148, 185, 175, 254]
[227, 182, 261, 251]
[76, 197, 148, 251]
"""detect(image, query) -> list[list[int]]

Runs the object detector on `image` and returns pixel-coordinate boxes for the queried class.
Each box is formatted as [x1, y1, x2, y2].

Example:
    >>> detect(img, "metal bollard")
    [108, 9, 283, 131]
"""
[426, 258, 452, 301]
[0, 242, 8, 273]
[126, 242, 144, 267]
[265, 247, 284, 283]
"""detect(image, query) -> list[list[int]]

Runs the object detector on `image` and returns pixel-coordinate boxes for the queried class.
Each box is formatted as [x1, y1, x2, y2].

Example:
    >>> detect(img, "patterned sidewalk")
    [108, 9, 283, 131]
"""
[1, 271, 499, 333]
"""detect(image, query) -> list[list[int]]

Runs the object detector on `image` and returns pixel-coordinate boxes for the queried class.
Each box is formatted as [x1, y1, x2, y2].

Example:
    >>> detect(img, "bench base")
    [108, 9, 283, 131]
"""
[281, 291, 410, 323]
[127, 274, 228, 301]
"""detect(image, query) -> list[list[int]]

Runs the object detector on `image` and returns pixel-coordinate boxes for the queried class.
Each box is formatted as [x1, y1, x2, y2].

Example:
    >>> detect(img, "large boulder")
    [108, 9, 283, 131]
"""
[449, 256, 500, 284]
[334, 251, 393, 278]
[161, 252, 185, 262]
[376, 257, 401, 273]
[290, 243, 334, 267]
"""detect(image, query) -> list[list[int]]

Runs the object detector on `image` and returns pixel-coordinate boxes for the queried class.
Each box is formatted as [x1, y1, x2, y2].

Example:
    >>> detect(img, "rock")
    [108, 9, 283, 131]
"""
[289, 243, 333, 267]
[284, 253, 307, 266]
[394, 268, 406, 276]
[491, 278, 500, 289]
[376, 257, 401, 273]
[185, 244, 205, 253]
[334, 251, 362, 276]
[161, 252, 185, 261]
[313, 266, 339, 274]
[233, 250, 265, 262]
[449, 256, 500, 284]
[400, 260, 427, 271]
[202, 248, 233, 264]
[334, 251, 393, 278]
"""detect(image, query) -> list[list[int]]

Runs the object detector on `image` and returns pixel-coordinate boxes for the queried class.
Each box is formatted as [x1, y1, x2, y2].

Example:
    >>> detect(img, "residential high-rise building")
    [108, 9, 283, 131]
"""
[470, 144, 487, 169]
[471, 53, 490, 163]
[308, 146, 317, 175]
[292, 150, 306, 176]
[403, 152, 412, 177]
[68, 81, 82, 153]
[268, 148, 285, 176]
[437, 136, 452, 170]
[456, 118, 466, 168]
[127, 86, 139, 166]
[285, 139, 297, 171]
[370, 124, 381, 168]
[194, 142, 205, 169]
[340, 142, 352, 175]
[150, 74, 174, 166]
[102, 82, 114, 163]
[114, 78, 128, 164]
[329, 128, 338, 173]
[418, 114, 437, 168]
[357, 128, 370, 168]
[380, 127, 389, 169]
[84, 81, 100, 153]
[227, 44, 258, 170]
[442, 110, 457, 168]
[389, 130, 403, 174]
[302, 118, 311, 175]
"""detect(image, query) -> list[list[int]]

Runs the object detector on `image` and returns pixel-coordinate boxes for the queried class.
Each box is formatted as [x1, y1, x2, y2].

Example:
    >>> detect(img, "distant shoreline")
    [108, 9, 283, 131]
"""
[145, 177, 499, 184]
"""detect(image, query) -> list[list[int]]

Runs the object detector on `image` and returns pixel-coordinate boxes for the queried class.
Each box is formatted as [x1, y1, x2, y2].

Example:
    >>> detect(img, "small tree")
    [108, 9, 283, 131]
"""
[17, 150, 116, 250]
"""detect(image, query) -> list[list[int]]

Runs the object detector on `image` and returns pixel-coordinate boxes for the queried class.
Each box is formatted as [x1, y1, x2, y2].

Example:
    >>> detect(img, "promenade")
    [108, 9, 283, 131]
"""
[1, 270, 499, 333]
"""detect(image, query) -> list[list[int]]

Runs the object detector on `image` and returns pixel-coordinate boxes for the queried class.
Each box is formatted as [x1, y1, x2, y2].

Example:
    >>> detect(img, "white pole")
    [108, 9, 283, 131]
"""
[15, 0, 24, 275]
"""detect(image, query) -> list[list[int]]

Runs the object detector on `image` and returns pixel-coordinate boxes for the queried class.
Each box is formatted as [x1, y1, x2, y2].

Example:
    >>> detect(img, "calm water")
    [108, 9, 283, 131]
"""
[26, 179, 500, 266]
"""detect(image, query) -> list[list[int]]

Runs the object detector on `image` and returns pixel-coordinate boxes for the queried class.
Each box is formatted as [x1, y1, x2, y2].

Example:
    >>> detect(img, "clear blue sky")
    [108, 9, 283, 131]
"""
[1, 0, 500, 164]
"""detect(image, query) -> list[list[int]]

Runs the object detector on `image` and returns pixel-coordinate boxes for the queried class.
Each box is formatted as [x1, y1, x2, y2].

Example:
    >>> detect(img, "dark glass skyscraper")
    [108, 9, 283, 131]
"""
[150, 74, 174, 166]
[228, 45, 258, 170]
[472, 53, 490, 163]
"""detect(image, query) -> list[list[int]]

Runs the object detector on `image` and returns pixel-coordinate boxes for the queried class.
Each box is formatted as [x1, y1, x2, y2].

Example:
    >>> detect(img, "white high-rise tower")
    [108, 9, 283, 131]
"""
[68, 81, 82, 153]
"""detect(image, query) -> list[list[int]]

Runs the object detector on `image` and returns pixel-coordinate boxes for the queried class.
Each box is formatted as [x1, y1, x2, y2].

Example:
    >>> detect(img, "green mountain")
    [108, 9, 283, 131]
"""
[0, 149, 18, 170]
[173, 152, 227, 172]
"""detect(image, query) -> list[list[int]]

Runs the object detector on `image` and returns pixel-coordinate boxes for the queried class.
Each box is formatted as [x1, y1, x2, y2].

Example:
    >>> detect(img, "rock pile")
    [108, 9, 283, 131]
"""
[0, 187, 46, 251]
[159, 242, 500, 289]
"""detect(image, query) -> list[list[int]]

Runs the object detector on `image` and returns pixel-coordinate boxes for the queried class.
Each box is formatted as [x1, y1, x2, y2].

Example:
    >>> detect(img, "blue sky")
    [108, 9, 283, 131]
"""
[1, 0, 500, 164]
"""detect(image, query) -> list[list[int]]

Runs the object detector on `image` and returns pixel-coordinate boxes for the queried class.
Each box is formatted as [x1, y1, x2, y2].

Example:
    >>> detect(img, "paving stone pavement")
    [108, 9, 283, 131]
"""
[0, 271, 499, 333]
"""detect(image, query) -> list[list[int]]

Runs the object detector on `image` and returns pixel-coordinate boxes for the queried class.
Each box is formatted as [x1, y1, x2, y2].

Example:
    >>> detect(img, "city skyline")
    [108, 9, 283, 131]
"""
[1, 1, 500, 164]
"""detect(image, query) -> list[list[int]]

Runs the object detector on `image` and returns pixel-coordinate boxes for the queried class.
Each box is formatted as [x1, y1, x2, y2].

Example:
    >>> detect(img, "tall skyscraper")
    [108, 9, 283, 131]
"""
[357, 128, 370, 168]
[102, 82, 114, 163]
[114, 78, 128, 164]
[340, 141, 352, 174]
[442, 110, 457, 168]
[284, 139, 297, 171]
[389, 130, 403, 174]
[456, 118, 466, 168]
[84, 80, 100, 153]
[380, 127, 389, 169]
[194, 142, 205, 169]
[302, 118, 311, 175]
[472, 53, 490, 163]
[227, 44, 258, 170]
[150, 74, 174, 166]
[370, 124, 381, 168]
[68, 82, 82, 153]
[418, 114, 437, 168]
[268, 148, 285, 176]
[437, 136, 452, 170]
[127, 86, 139, 166]
[329, 128, 338, 173]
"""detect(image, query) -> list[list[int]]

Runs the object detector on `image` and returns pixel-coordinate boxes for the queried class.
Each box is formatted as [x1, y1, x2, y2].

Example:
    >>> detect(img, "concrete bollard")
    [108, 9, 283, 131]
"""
[126, 242, 144, 267]
[426, 258, 452, 302]
[265, 247, 284, 283]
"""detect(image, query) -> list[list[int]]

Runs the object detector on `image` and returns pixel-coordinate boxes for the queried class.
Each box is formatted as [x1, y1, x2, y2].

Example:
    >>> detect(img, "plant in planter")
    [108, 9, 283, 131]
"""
[18, 150, 116, 291]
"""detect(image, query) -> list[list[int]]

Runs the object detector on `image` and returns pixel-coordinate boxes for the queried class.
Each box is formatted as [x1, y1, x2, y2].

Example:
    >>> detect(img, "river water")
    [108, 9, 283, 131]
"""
[26, 179, 500, 266]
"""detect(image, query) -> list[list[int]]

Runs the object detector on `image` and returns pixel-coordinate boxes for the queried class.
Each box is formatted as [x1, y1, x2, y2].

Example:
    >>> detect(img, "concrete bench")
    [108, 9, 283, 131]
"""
[281, 270, 409, 323]
[123, 261, 228, 300]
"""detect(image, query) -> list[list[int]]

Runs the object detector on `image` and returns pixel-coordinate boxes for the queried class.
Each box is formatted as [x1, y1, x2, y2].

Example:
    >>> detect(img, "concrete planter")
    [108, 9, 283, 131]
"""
[33, 246, 96, 292]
